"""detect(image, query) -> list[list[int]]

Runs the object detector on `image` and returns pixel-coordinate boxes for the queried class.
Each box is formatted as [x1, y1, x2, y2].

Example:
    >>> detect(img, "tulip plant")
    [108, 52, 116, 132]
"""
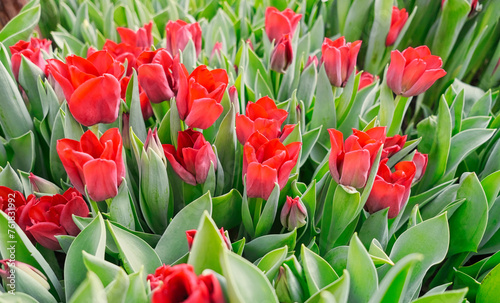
[0, 0, 500, 302]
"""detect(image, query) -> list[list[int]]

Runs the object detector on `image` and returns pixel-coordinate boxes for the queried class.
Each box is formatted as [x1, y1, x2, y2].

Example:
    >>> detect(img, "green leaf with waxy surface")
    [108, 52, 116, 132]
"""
[305, 270, 350, 303]
[302, 244, 339, 295]
[257, 246, 288, 281]
[0, 4, 40, 47]
[347, 234, 378, 302]
[244, 229, 297, 262]
[68, 272, 106, 303]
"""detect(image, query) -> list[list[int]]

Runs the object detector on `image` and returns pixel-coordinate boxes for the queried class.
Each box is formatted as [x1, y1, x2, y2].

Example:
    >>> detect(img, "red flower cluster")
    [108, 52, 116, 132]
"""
[147, 264, 226, 303]
[10, 37, 51, 80]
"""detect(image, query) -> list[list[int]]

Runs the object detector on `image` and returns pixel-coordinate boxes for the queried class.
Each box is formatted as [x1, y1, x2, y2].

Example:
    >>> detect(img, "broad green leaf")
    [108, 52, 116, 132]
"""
[305, 270, 350, 303]
[413, 288, 467, 303]
[244, 229, 297, 262]
[68, 272, 106, 303]
[255, 183, 280, 237]
[214, 105, 237, 192]
[82, 251, 122, 287]
[126, 71, 147, 142]
[212, 189, 242, 229]
[302, 244, 339, 295]
[257, 246, 288, 281]
[0, 5, 40, 47]
[311, 65, 336, 146]
[477, 263, 500, 302]
[347, 234, 378, 302]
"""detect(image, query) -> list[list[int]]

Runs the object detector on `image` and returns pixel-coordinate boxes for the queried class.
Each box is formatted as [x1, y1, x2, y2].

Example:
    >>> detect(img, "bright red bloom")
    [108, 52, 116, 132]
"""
[176, 63, 228, 129]
[365, 159, 416, 218]
[235, 96, 294, 144]
[163, 129, 217, 186]
[228, 85, 239, 113]
[321, 37, 362, 87]
[148, 264, 225, 303]
[382, 134, 407, 159]
[358, 71, 377, 91]
[0, 187, 30, 223]
[386, 7, 409, 46]
[17, 188, 89, 250]
[387, 46, 446, 97]
[270, 34, 293, 73]
[243, 132, 301, 200]
[186, 228, 231, 250]
[328, 127, 385, 189]
[9, 37, 51, 80]
[47, 51, 125, 126]
[137, 50, 179, 104]
[265, 7, 302, 43]
[56, 128, 125, 201]
[165, 20, 202, 57]
[102, 40, 143, 76]
[117, 21, 153, 49]
[412, 151, 428, 184]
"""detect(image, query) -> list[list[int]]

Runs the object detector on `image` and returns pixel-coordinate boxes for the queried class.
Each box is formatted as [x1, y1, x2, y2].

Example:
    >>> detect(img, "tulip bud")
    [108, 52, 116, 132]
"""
[210, 42, 223, 61]
[386, 7, 408, 46]
[358, 71, 377, 91]
[0, 260, 50, 290]
[228, 85, 240, 113]
[321, 37, 362, 87]
[275, 265, 304, 303]
[270, 34, 293, 74]
[412, 151, 428, 184]
[145, 128, 166, 165]
[186, 228, 231, 250]
[246, 39, 254, 51]
[304, 55, 318, 70]
[29, 173, 61, 194]
[280, 196, 307, 231]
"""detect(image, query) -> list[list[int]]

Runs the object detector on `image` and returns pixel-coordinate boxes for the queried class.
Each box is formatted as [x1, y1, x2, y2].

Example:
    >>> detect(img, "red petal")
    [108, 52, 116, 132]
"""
[387, 50, 406, 95]
[82, 159, 118, 201]
[245, 163, 278, 200]
[60, 196, 89, 236]
[138, 64, 175, 103]
[184, 98, 223, 129]
[26, 222, 66, 250]
[340, 149, 371, 188]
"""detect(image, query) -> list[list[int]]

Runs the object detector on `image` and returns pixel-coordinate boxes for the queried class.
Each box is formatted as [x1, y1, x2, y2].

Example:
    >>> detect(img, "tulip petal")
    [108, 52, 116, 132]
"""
[195, 143, 217, 184]
[235, 114, 255, 144]
[387, 50, 406, 95]
[164, 145, 197, 185]
[328, 129, 344, 183]
[138, 64, 175, 103]
[246, 163, 278, 200]
[80, 130, 104, 158]
[184, 98, 224, 129]
[82, 159, 118, 201]
[26, 222, 66, 250]
[365, 179, 406, 219]
[340, 149, 371, 188]
[402, 68, 447, 97]
[60, 196, 89, 236]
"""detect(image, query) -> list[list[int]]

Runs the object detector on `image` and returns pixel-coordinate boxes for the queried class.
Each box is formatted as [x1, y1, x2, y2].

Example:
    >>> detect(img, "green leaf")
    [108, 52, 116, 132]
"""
[126, 71, 147, 142]
[297, 60, 318, 109]
[343, 0, 374, 41]
[18, 56, 45, 120]
[212, 189, 242, 229]
[106, 220, 162, 275]
[68, 272, 107, 303]
[244, 229, 297, 262]
[6, 131, 36, 172]
[64, 213, 106, 299]
[359, 208, 388, 249]
[481, 171, 500, 209]
[82, 251, 123, 287]
[257, 246, 288, 281]
[347, 234, 378, 302]
[302, 244, 339, 295]
[221, 250, 279, 303]
[0, 5, 40, 47]
[255, 183, 279, 237]
[477, 263, 500, 302]
[311, 65, 336, 146]
[0, 163, 23, 191]
[305, 270, 350, 303]
[214, 105, 237, 192]
[9, 264, 56, 303]
[364, 0, 392, 73]
[413, 289, 468, 303]
[155, 192, 212, 264]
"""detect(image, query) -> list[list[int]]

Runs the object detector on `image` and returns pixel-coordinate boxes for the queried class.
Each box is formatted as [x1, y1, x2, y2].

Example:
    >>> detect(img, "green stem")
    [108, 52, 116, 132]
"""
[89, 124, 99, 136]
[89, 198, 99, 217]
[252, 198, 264, 227]
[387, 95, 412, 136]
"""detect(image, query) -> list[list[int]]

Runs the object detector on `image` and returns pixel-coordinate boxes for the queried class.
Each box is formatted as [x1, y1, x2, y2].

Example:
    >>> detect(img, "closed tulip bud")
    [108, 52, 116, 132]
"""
[304, 55, 318, 70]
[280, 196, 307, 231]
[211, 42, 223, 61]
[358, 71, 377, 91]
[29, 173, 61, 195]
[228, 85, 240, 113]
[387, 46, 446, 97]
[412, 151, 428, 184]
[270, 34, 293, 74]
[265, 7, 302, 43]
[0, 260, 50, 290]
[145, 128, 166, 164]
[382, 134, 407, 159]
[275, 265, 304, 303]
[386, 7, 409, 46]
[321, 37, 362, 87]
[186, 228, 231, 250]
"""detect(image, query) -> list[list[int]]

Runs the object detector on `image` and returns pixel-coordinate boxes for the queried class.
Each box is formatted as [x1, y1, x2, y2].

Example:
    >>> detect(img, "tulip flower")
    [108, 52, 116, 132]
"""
[386, 46, 447, 97]
[102, 40, 143, 75]
[211, 42, 223, 61]
[321, 37, 362, 87]
[120, 76, 153, 120]
[386, 7, 409, 46]
[56, 128, 125, 201]
[0, 187, 30, 223]
[412, 151, 428, 184]
[176, 63, 228, 129]
[358, 71, 377, 91]
[280, 196, 307, 231]
[275, 265, 304, 303]
[328, 127, 385, 189]
[365, 159, 416, 218]
[137, 49, 180, 104]
[0, 260, 50, 290]
[186, 228, 231, 250]
[165, 20, 202, 57]
[265, 7, 302, 43]
[163, 129, 217, 185]
[117, 21, 153, 49]
[29, 173, 61, 194]
[236, 96, 294, 144]
[17, 188, 89, 250]
[228, 85, 240, 113]
[148, 264, 226, 303]
[9, 37, 51, 80]
[382, 134, 407, 159]
[304, 55, 319, 70]
[243, 132, 301, 200]
[270, 34, 293, 73]
[47, 51, 125, 126]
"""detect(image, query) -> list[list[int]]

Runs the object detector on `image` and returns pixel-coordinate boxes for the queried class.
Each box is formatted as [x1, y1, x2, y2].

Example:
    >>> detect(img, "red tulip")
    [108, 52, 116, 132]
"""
[47, 51, 125, 126]
[186, 228, 231, 250]
[120, 76, 154, 120]
[280, 196, 307, 231]
[228, 85, 240, 113]
[387, 46, 447, 97]
[358, 71, 377, 91]
[148, 264, 225, 303]
[236, 96, 293, 144]
[137, 49, 179, 104]
[29, 173, 60, 194]
[102, 40, 143, 76]
[165, 20, 202, 57]
[163, 129, 217, 185]
[56, 128, 125, 201]
[328, 127, 385, 189]
[304, 55, 319, 70]
[243, 132, 301, 200]
[9, 37, 51, 80]
[117, 21, 153, 49]
[0, 187, 30, 223]
[17, 188, 89, 250]
[386, 7, 409, 46]
[321, 37, 362, 87]
[365, 159, 416, 218]
[412, 151, 428, 184]
[270, 34, 293, 73]
[382, 134, 407, 159]
[211, 42, 223, 61]
[176, 63, 228, 129]
[265, 7, 302, 43]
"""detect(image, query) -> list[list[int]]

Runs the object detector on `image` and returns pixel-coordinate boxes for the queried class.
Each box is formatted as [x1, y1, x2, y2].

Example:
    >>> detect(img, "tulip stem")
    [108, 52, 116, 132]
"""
[253, 198, 264, 226]
[89, 124, 99, 136]
[89, 198, 99, 217]
[387, 95, 411, 136]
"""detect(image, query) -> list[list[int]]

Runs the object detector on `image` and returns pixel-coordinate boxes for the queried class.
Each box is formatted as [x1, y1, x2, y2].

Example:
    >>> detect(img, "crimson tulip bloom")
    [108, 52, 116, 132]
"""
[137, 49, 179, 104]
[186, 228, 231, 250]
[387, 46, 447, 97]
[265, 7, 302, 43]
[163, 129, 217, 185]
[176, 63, 228, 129]
[9, 37, 51, 80]
[412, 151, 428, 183]
[117, 21, 153, 49]
[358, 71, 377, 91]
[386, 7, 409, 46]
[382, 134, 407, 159]
[165, 20, 202, 57]
[328, 127, 385, 189]
[365, 159, 416, 218]
[236, 96, 294, 144]
[17, 188, 89, 250]
[148, 264, 225, 303]
[270, 34, 293, 73]
[56, 128, 125, 201]
[243, 132, 301, 200]
[102, 40, 143, 76]
[321, 37, 362, 87]
[47, 51, 125, 126]
[0, 187, 30, 223]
